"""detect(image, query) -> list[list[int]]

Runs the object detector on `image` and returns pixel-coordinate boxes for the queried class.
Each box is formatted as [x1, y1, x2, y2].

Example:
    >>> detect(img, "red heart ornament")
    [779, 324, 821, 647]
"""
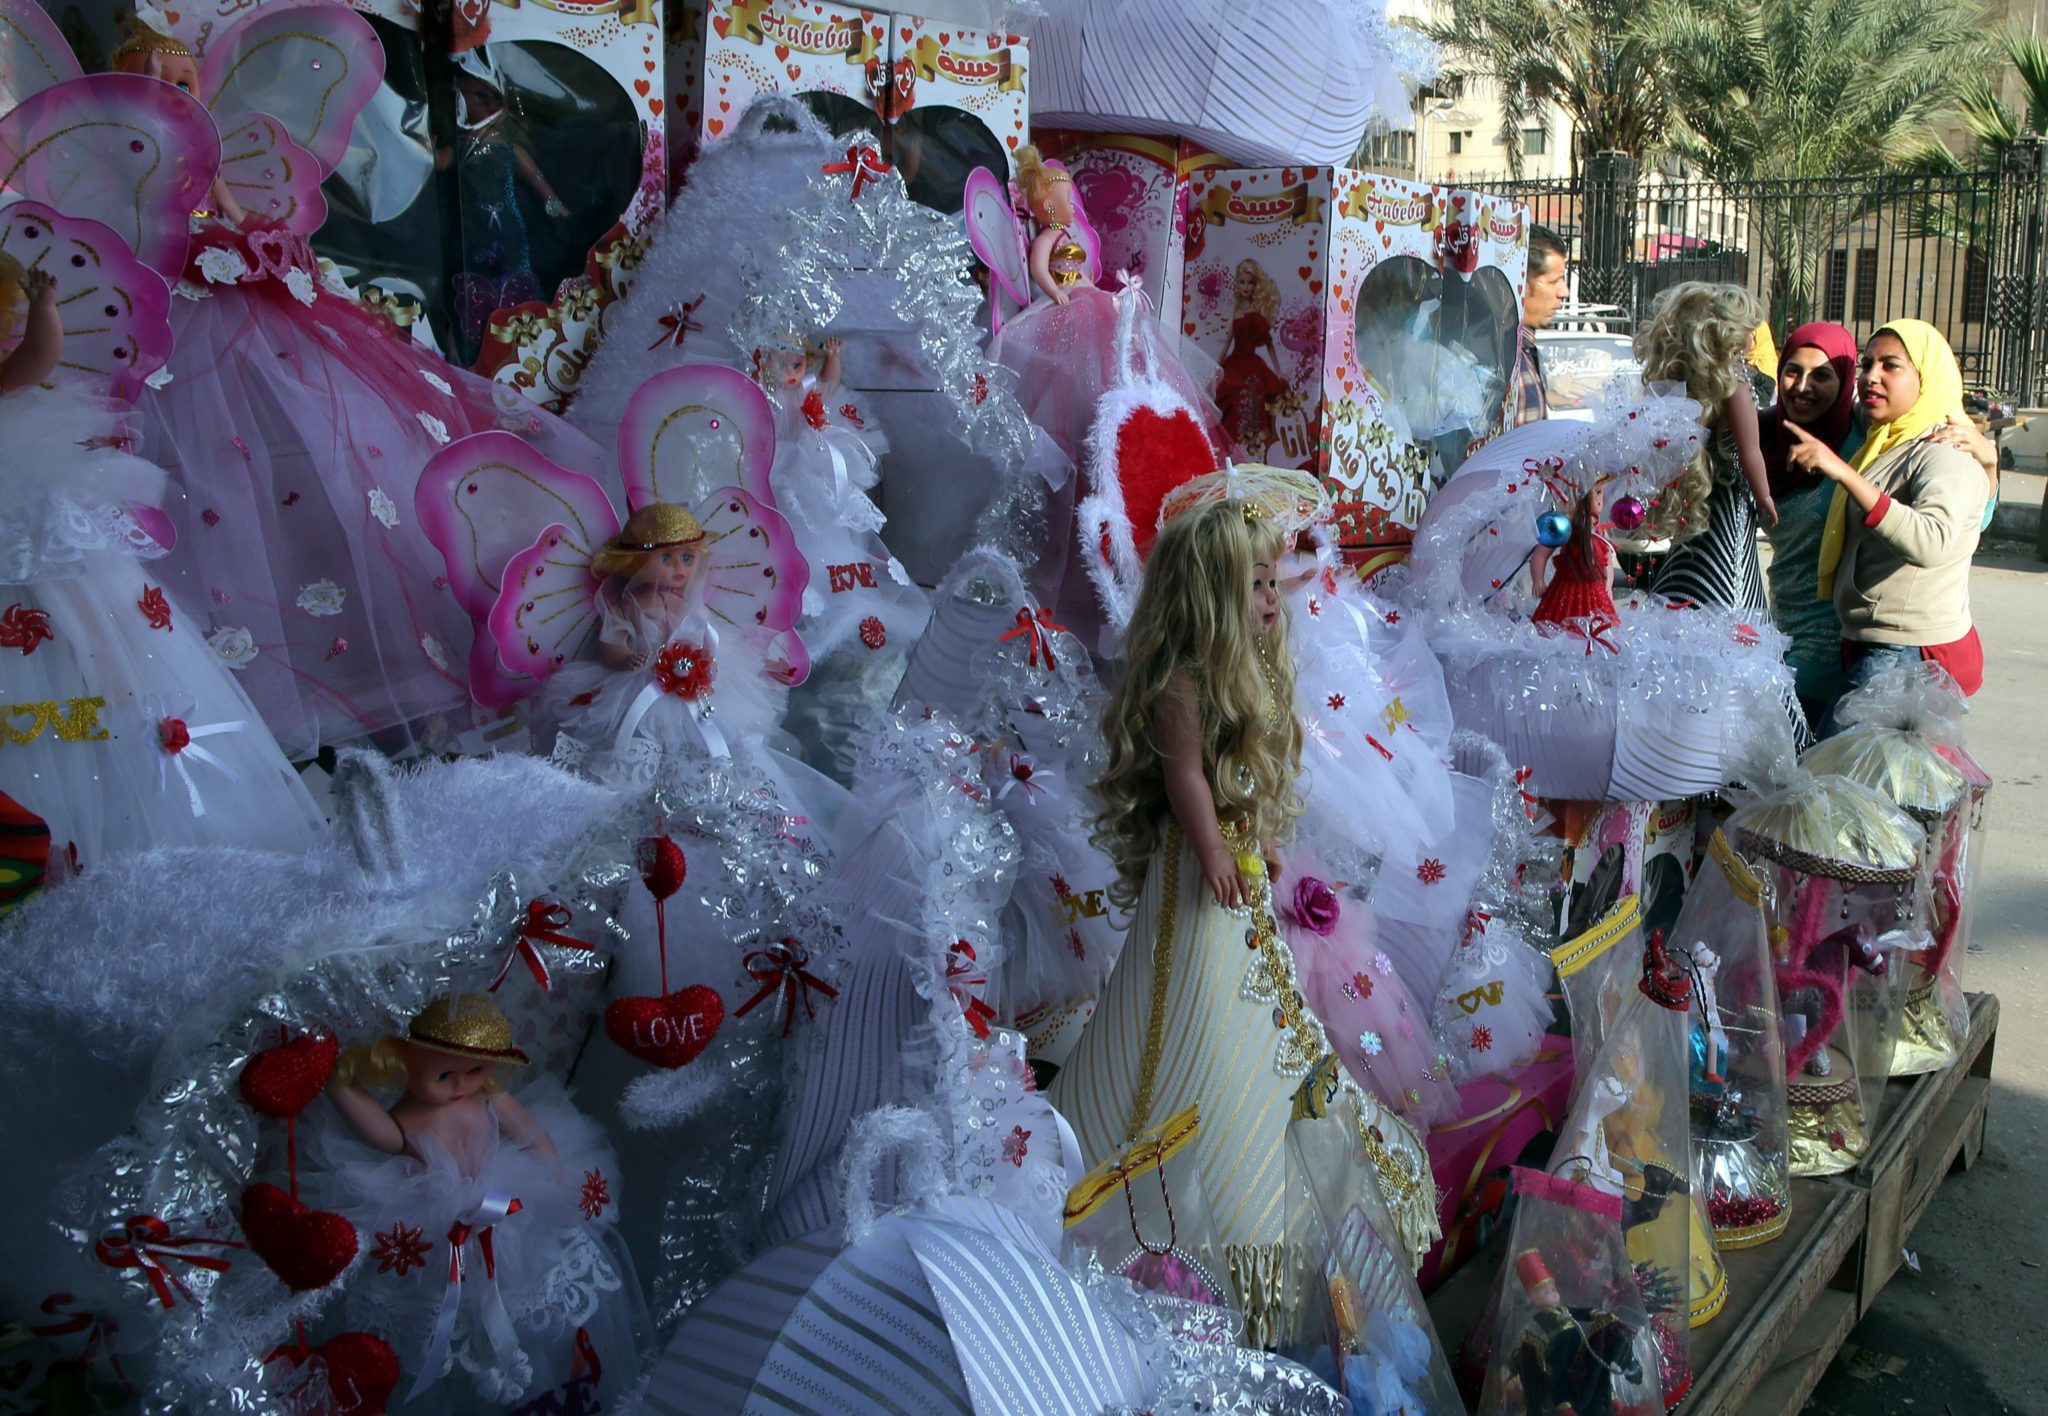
[638, 834, 686, 901]
[604, 986, 724, 1069]
[269, 1332, 400, 1416]
[1115, 406, 1218, 561]
[239, 1033, 338, 1119]
[242, 1184, 358, 1291]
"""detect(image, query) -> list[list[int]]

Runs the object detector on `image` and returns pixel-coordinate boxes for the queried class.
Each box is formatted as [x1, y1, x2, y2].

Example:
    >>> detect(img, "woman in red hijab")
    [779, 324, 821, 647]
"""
[1761, 323, 1860, 723]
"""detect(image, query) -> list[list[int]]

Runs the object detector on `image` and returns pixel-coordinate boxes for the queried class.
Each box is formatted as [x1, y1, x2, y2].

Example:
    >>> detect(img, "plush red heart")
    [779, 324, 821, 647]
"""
[239, 1033, 339, 1119]
[604, 986, 724, 1069]
[269, 1332, 400, 1416]
[242, 1183, 359, 1291]
[1114, 406, 1217, 561]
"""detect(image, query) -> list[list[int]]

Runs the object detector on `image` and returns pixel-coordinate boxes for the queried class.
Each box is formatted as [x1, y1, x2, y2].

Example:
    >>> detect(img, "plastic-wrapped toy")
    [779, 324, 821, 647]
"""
[0, 255, 323, 871]
[1397, 387, 1797, 803]
[440, 47, 572, 364]
[0, 0, 607, 757]
[1730, 772, 1923, 1175]
[1679, 832, 1792, 1250]
[1050, 466, 1438, 1327]
[313, 994, 645, 1407]
[1804, 664, 1975, 1074]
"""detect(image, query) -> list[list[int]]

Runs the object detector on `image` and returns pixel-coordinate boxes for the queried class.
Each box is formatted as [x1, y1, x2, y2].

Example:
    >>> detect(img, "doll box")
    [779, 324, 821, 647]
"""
[1032, 130, 1227, 329]
[1180, 167, 1529, 554]
[1416, 1035, 1575, 1294]
[665, 1, 1030, 211]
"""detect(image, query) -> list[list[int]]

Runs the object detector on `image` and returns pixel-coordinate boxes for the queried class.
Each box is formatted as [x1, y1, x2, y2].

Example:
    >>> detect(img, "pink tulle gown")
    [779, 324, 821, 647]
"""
[137, 221, 603, 758]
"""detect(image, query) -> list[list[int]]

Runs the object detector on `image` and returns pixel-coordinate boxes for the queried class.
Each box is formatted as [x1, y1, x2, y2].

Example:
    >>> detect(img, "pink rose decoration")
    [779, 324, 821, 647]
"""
[1292, 875, 1340, 936]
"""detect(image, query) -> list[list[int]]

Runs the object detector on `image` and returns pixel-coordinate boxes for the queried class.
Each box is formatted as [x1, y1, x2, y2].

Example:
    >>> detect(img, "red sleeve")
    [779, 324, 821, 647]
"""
[1863, 492, 1893, 528]
[1920, 627, 1984, 696]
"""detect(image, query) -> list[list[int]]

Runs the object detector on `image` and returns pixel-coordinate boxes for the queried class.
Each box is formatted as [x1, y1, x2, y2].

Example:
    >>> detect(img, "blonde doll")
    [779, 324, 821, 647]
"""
[1635, 282, 1774, 611]
[1213, 259, 1291, 459]
[1050, 467, 1343, 1341]
[313, 995, 645, 1407]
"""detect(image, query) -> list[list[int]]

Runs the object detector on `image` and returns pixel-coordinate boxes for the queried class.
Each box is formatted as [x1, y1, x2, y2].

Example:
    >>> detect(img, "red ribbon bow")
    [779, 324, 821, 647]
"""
[735, 938, 840, 1037]
[946, 940, 999, 1039]
[647, 294, 706, 351]
[999, 608, 1067, 673]
[32, 1294, 133, 1393]
[822, 144, 893, 200]
[489, 898, 598, 995]
[1513, 765, 1542, 821]
[93, 1215, 244, 1310]
[445, 1202, 522, 1287]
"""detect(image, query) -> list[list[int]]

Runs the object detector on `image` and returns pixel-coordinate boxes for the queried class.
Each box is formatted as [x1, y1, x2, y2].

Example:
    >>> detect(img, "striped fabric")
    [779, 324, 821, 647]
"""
[1648, 425, 1768, 612]
[1030, 0, 1401, 166]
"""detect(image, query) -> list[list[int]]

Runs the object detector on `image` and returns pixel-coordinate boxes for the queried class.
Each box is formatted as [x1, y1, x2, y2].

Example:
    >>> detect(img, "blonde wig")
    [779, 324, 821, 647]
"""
[1093, 500, 1305, 908]
[1634, 282, 1766, 541]
[1233, 258, 1281, 320]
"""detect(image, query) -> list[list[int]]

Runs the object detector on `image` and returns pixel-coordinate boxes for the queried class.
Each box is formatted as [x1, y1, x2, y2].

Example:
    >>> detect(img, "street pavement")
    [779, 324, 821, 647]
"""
[1806, 539, 2048, 1415]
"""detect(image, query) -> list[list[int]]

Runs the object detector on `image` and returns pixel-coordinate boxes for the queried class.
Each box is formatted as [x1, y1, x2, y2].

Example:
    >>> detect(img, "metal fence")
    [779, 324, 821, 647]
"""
[1464, 146, 2048, 403]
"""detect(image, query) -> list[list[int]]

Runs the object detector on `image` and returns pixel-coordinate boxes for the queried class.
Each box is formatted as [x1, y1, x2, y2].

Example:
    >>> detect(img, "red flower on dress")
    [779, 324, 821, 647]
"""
[652, 640, 715, 701]
[580, 1169, 611, 1219]
[1384, 610, 1400, 625]
[1307, 596, 1323, 619]
[1326, 692, 1346, 711]
[201, 508, 222, 527]
[858, 616, 887, 650]
[1067, 928, 1085, 960]
[0, 603, 53, 655]
[1001, 1125, 1031, 1167]
[1051, 874, 1073, 900]
[838, 402, 865, 428]
[159, 718, 191, 755]
[1470, 1024, 1494, 1052]
[138, 585, 173, 630]
[371, 1221, 430, 1276]
[1416, 857, 1447, 885]
[801, 389, 829, 430]
[1350, 970, 1375, 1001]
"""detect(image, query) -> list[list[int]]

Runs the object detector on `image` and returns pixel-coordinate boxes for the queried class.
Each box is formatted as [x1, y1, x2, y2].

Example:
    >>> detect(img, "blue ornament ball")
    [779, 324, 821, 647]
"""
[1535, 511, 1573, 547]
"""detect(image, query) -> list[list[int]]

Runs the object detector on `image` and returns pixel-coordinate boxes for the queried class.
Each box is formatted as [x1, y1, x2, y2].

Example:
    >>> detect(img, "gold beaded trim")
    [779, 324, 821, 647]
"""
[1125, 823, 1183, 1142]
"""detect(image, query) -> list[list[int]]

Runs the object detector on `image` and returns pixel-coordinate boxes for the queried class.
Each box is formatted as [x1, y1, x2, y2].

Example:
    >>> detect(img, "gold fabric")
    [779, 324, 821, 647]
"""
[1786, 1050, 1868, 1176]
[1890, 978, 1961, 1076]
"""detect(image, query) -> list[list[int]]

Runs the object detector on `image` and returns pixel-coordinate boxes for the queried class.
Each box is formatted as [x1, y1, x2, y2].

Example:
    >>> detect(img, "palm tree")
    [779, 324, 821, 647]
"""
[1418, 0, 1674, 176]
[1649, 0, 1988, 325]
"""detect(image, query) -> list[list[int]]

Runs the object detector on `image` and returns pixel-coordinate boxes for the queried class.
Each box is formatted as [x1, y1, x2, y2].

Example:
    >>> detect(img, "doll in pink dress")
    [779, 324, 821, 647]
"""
[314, 994, 646, 1408]
[97, 9, 604, 759]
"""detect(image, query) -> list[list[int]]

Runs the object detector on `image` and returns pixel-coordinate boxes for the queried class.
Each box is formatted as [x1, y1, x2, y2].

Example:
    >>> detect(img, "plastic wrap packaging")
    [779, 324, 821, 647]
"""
[1681, 832, 1791, 1250]
[1808, 664, 1976, 1075]
[1064, 1105, 1237, 1316]
[1552, 893, 1645, 1082]
[1730, 772, 1924, 1175]
[1281, 1102, 1464, 1414]
[1474, 1170, 1661, 1416]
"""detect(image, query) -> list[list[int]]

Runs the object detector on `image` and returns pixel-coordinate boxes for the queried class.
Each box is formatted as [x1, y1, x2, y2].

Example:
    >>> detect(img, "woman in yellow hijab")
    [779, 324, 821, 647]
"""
[1786, 320, 1987, 722]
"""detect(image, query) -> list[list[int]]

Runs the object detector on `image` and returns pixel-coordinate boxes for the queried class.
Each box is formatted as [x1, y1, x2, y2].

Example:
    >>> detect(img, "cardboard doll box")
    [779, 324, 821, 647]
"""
[1180, 167, 1529, 560]
[665, 0, 1030, 211]
[1416, 1034, 1575, 1295]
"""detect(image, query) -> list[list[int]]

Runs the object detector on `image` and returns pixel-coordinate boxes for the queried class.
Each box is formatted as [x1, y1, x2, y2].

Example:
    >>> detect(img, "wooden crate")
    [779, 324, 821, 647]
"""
[1836, 991, 1999, 1315]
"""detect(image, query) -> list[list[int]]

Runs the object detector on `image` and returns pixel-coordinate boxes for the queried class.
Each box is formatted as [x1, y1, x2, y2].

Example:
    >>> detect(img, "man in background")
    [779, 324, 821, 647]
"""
[1509, 224, 1569, 426]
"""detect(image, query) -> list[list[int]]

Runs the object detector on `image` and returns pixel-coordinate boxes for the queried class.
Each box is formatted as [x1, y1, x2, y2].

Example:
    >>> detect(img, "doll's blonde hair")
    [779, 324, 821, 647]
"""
[1633, 282, 1765, 541]
[1012, 145, 1070, 214]
[0, 252, 24, 343]
[335, 1036, 509, 1095]
[1233, 259, 1280, 320]
[1093, 501, 1304, 909]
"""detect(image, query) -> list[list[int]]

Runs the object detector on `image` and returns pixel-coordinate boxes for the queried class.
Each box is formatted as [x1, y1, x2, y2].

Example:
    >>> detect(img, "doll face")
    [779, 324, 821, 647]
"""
[1033, 179, 1076, 227]
[760, 347, 807, 389]
[118, 46, 201, 95]
[456, 74, 506, 125]
[1232, 265, 1259, 305]
[1251, 558, 1281, 635]
[1531, 1277, 1562, 1308]
[401, 1045, 495, 1106]
[632, 542, 702, 595]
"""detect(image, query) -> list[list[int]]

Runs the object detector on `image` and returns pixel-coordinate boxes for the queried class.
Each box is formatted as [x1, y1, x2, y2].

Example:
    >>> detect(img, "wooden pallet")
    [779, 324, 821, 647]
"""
[1424, 991, 2000, 1414]
[1837, 991, 1999, 1316]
